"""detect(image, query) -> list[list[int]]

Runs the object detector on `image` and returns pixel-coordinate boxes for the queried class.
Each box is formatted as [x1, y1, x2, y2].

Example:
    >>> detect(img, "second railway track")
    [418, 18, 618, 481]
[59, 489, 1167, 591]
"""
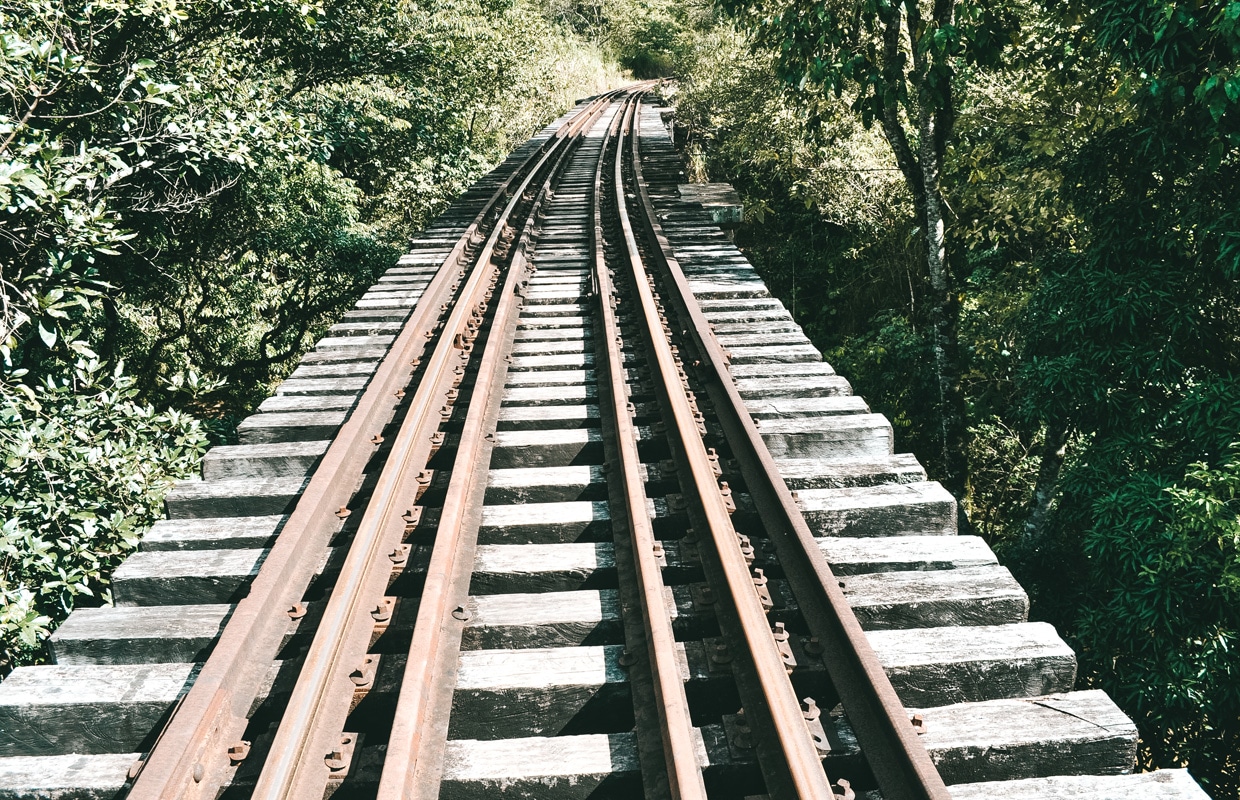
[0, 87, 1210, 800]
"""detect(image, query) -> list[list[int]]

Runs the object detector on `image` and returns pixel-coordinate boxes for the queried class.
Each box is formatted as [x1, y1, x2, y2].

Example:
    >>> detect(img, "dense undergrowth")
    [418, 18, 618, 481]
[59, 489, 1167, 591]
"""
[0, 0, 639, 672]
[668, 3, 1240, 796]
[3, 0, 1238, 795]
[0, 362, 207, 667]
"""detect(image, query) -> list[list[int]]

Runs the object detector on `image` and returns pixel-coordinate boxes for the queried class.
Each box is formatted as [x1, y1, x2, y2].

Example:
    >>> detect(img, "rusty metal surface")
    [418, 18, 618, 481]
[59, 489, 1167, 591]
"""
[615, 93, 835, 800]
[123, 86, 951, 800]
[374, 94, 620, 800]
[593, 92, 709, 800]
[127, 93, 616, 800]
[627, 95, 953, 800]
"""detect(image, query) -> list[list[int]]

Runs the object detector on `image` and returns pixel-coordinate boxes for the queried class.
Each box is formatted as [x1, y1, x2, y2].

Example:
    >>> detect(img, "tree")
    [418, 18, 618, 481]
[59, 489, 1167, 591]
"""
[0, 0, 628, 667]
[1010, 1, 1240, 792]
[715, 0, 1018, 504]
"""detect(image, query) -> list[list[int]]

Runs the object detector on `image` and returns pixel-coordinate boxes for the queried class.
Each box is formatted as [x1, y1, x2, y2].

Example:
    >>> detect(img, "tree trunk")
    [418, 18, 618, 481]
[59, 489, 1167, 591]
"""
[1022, 421, 1069, 551]
[916, 100, 970, 520]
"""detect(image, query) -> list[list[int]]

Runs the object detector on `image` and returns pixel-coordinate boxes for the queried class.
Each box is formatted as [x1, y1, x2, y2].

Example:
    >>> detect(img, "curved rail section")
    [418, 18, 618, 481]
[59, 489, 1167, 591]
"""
[0, 86, 1210, 800]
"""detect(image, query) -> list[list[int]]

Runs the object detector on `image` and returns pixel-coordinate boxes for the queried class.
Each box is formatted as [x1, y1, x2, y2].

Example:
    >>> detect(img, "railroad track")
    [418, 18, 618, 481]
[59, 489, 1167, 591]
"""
[0, 87, 1208, 800]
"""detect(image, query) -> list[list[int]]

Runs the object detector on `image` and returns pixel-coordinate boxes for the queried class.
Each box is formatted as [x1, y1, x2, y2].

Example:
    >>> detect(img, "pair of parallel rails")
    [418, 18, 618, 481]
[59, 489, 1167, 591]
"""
[0, 86, 1210, 800]
[127, 85, 936, 800]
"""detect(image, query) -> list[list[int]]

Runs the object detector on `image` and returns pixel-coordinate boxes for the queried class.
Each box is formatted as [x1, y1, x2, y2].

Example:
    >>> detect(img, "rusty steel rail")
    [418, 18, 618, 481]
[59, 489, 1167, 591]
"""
[121, 86, 951, 800]
[591, 91, 709, 800]
[374, 92, 618, 800]
[614, 94, 836, 800]
[126, 91, 621, 800]
[626, 94, 953, 800]
[251, 93, 619, 800]
[251, 89, 616, 800]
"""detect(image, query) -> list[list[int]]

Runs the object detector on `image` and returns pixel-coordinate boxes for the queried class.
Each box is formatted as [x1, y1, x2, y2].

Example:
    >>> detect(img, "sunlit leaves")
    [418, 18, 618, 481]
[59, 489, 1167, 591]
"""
[0, 0, 627, 672]
[1072, 448, 1240, 788]
[0, 361, 207, 671]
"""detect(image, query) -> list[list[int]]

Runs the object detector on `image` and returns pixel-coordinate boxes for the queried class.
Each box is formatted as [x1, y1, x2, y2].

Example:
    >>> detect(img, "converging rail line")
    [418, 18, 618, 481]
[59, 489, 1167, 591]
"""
[0, 86, 1210, 800]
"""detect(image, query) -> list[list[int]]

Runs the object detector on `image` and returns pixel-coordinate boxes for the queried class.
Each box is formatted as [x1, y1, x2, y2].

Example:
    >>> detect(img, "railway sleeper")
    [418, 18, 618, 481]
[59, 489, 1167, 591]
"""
[795, 481, 959, 537]
[0, 94, 1203, 800]
[236, 410, 349, 444]
[774, 454, 926, 489]
[753, 414, 895, 461]
[734, 375, 855, 400]
[465, 534, 997, 592]
[162, 476, 305, 518]
[138, 513, 284, 551]
[745, 395, 870, 419]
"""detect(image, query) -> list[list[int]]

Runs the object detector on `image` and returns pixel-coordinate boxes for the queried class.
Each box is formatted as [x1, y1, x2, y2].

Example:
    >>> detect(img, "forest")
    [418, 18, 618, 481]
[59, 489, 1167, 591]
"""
[2, 0, 1237, 796]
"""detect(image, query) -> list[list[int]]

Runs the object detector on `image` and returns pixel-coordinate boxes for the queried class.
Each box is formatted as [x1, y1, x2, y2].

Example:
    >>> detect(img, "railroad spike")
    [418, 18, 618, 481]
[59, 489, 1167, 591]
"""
[737, 534, 755, 565]
[389, 545, 411, 566]
[728, 709, 754, 753]
[227, 741, 251, 765]
[652, 540, 667, 567]
[350, 656, 378, 690]
[371, 600, 394, 624]
[773, 622, 797, 673]
[752, 568, 775, 612]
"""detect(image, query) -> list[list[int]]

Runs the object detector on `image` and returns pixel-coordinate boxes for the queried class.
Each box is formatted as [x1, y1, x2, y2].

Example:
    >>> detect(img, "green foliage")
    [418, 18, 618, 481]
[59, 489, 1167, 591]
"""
[717, 0, 1018, 131]
[1070, 448, 1240, 792]
[0, 0, 629, 670]
[674, 27, 920, 337]
[609, 0, 684, 76]
[110, 160, 398, 411]
[1010, 9, 1240, 787]
[542, 0, 706, 78]
[0, 361, 207, 671]
[1, 0, 625, 397]
[679, 1, 1240, 794]
[0, 0, 319, 365]
[965, 416, 1039, 543]
[826, 312, 937, 447]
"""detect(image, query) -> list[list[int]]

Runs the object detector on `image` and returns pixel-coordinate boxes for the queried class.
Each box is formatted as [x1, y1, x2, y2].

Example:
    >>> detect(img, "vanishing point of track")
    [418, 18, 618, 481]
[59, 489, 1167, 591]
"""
[0, 85, 1209, 800]
[129, 84, 941, 800]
